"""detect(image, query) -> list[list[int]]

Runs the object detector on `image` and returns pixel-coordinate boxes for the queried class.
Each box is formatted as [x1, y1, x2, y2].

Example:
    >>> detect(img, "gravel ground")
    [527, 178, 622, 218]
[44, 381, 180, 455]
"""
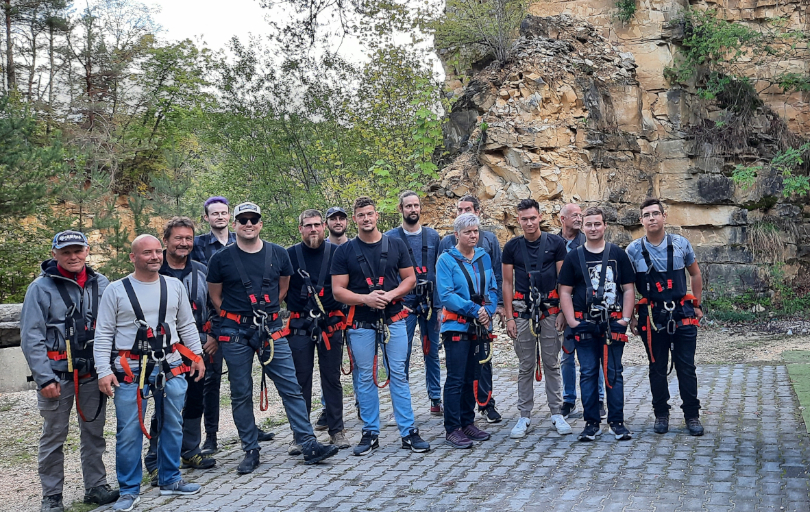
[1, 324, 808, 512]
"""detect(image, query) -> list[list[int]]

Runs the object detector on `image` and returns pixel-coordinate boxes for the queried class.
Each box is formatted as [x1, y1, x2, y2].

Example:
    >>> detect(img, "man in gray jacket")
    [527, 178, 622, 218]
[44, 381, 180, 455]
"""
[21, 230, 119, 512]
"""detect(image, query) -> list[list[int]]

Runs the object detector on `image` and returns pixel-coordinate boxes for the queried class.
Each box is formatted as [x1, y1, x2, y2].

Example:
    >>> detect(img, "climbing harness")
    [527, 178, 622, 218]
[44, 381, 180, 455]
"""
[397, 227, 434, 325]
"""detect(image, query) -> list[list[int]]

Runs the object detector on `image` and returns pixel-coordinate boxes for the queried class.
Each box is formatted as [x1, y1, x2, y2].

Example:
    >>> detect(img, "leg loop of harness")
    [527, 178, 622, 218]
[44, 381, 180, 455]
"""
[341, 335, 353, 375]
[373, 323, 390, 389]
[422, 333, 430, 357]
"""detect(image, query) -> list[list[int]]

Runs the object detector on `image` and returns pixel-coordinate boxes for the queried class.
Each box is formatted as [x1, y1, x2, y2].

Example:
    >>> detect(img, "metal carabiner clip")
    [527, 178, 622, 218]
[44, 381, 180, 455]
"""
[253, 310, 268, 327]
[154, 371, 166, 391]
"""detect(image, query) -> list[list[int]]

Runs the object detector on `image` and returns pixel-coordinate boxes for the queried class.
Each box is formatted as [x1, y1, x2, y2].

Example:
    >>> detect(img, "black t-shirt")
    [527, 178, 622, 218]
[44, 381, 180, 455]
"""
[207, 242, 293, 315]
[286, 242, 341, 313]
[503, 233, 566, 295]
[558, 243, 635, 313]
[330, 235, 412, 323]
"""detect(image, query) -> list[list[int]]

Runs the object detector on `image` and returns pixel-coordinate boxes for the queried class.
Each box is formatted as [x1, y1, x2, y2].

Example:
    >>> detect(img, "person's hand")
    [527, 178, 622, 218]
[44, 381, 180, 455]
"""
[617, 319, 629, 327]
[203, 336, 218, 356]
[40, 382, 61, 399]
[495, 306, 505, 328]
[477, 307, 490, 326]
[695, 306, 704, 322]
[555, 314, 566, 332]
[506, 318, 517, 339]
[98, 374, 119, 397]
[190, 358, 206, 382]
[568, 319, 580, 330]
[364, 290, 388, 309]
[630, 317, 639, 336]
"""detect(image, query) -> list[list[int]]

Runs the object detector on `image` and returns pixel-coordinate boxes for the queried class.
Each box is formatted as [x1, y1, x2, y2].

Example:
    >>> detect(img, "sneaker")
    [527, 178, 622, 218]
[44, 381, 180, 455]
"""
[303, 441, 339, 464]
[599, 402, 607, 420]
[462, 423, 491, 441]
[385, 413, 397, 426]
[83, 484, 119, 505]
[315, 410, 328, 431]
[551, 414, 573, 435]
[148, 468, 158, 487]
[445, 428, 473, 449]
[560, 402, 576, 419]
[401, 428, 431, 453]
[181, 454, 216, 470]
[40, 494, 63, 512]
[257, 428, 276, 442]
[330, 430, 350, 449]
[654, 416, 669, 434]
[112, 495, 140, 512]
[160, 479, 201, 496]
[686, 417, 705, 436]
[353, 430, 379, 456]
[480, 405, 502, 424]
[510, 417, 531, 439]
[288, 441, 303, 456]
[237, 448, 260, 474]
[201, 433, 217, 455]
[608, 422, 633, 440]
[578, 422, 602, 442]
[430, 399, 444, 416]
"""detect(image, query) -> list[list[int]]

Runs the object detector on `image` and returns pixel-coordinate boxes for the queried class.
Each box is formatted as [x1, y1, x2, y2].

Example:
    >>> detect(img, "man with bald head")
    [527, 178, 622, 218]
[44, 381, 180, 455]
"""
[95, 234, 206, 511]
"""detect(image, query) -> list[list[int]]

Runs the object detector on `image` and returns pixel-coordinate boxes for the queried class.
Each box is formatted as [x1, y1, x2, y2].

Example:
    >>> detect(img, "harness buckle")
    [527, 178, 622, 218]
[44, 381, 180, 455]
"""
[663, 301, 676, 312]
[253, 310, 268, 327]
[134, 319, 149, 329]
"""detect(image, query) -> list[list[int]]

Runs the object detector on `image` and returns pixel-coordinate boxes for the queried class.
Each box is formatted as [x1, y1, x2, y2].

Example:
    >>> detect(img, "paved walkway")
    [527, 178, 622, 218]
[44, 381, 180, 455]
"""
[103, 364, 810, 511]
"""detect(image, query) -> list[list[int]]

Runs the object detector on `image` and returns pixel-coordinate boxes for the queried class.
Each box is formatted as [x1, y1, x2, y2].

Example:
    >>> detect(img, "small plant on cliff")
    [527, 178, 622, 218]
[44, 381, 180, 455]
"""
[731, 164, 759, 190]
[614, 0, 636, 24]
[732, 142, 810, 197]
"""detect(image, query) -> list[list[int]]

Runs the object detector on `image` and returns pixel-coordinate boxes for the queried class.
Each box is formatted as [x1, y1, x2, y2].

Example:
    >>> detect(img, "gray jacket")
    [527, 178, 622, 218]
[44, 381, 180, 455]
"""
[20, 260, 110, 389]
[159, 253, 211, 344]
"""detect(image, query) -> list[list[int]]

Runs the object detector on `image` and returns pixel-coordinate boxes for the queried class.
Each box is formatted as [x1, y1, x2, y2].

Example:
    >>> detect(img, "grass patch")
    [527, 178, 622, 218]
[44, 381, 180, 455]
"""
[219, 394, 231, 407]
[342, 382, 354, 397]
[66, 502, 98, 512]
[784, 350, 810, 434]
[0, 398, 18, 412]
[260, 415, 289, 430]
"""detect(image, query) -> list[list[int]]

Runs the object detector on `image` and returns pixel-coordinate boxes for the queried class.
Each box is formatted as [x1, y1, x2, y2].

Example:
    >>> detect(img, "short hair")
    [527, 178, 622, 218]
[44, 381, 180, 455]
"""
[517, 198, 540, 213]
[640, 197, 665, 214]
[204, 196, 229, 215]
[353, 196, 376, 212]
[299, 209, 323, 226]
[454, 212, 480, 233]
[163, 216, 196, 241]
[458, 195, 480, 212]
[398, 190, 419, 207]
[582, 206, 605, 223]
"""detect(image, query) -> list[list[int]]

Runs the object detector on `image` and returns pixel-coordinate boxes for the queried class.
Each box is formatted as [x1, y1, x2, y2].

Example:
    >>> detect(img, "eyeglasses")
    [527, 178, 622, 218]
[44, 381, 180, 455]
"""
[302, 222, 322, 229]
[641, 211, 663, 219]
[237, 216, 261, 225]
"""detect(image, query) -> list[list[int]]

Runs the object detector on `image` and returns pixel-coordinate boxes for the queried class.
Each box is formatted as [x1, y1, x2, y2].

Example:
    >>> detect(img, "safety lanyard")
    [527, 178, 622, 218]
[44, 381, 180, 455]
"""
[294, 241, 332, 296]
[453, 256, 486, 306]
[54, 277, 98, 346]
[228, 243, 275, 316]
[397, 227, 428, 276]
[122, 276, 169, 356]
[351, 236, 389, 293]
[577, 244, 611, 308]
[518, 233, 548, 294]
[640, 234, 674, 302]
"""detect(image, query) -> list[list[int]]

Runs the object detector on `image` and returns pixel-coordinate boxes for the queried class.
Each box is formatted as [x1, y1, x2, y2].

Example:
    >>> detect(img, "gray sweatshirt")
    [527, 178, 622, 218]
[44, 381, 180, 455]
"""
[93, 273, 202, 379]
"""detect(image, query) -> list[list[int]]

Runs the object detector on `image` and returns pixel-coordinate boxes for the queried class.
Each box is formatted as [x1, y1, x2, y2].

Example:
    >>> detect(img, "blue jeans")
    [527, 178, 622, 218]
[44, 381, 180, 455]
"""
[575, 335, 625, 424]
[219, 325, 316, 452]
[404, 309, 442, 401]
[442, 332, 477, 433]
[347, 320, 415, 438]
[114, 363, 187, 496]
[561, 328, 605, 403]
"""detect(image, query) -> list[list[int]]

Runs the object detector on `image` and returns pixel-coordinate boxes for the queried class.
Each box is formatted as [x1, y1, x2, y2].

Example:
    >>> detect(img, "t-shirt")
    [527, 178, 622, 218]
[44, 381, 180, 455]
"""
[286, 241, 341, 312]
[207, 242, 293, 315]
[503, 233, 566, 295]
[625, 234, 696, 273]
[385, 225, 442, 306]
[558, 243, 635, 313]
[162, 266, 186, 281]
[330, 235, 412, 323]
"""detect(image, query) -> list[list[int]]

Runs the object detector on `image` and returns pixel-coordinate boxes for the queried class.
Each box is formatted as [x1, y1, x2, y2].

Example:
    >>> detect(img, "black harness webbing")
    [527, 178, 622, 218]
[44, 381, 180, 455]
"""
[518, 233, 552, 381]
[397, 227, 434, 322]
[640, 235, 678, 374]
[578, 244, 611, 313]
[295, 241, 332, 297]
[291, 242, 343, 348]
[351, 236, 391, 387]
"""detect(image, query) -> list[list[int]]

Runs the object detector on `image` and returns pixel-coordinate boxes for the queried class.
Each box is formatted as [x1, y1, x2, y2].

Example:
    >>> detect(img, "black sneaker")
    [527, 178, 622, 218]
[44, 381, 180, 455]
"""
[181, 454, 216, 470]
[83, 484, 119, 505]
[303, 442, 339, 465]
[608, 422, 633, 440]
[40, 494, 63, 512]
[314, 410, 328, 431]
[353, 430, 379, 456]
[480, 405, 502, 424]
[257, 428, 276, 442]
[237, 448, 260, 474]
[561, 402, 576, 419]
[599, 402, 607, 420]
[654, 416, 669, 434]
[578, 422, 602, 442]
[201, 433, 217, 455]
[686, 417, 705, 436]
[401, 428, 431, 453]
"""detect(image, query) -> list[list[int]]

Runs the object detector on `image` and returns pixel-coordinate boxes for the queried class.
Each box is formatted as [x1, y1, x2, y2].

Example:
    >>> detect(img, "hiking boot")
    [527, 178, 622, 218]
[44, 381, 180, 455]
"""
[181, 454, 216, 470]
[510, 417, 531, 439]
[654, 416, 669, 434]
[686, 417, 705, 436]
[148, 468, 158, 487]
[112, 495, 140, 512]
[551, 414, 573, 435]
[578, 422, 602, 442]
[237, 448, 260, 474]
[314, 410, 328, 431]
[599, 402, 607, 420]
[83, 484, 119, 505]
[445, 428, 473, 449]
[480, 404, 502, 424]
[330, 430, 350, 449]
[353, 430, 379, 456]
[160, 479, 201, 496]
[288, 441, 303, 456]
[608, 422, 633, 441]
[201, 433, 217, 455]
[401, 428, 430, 453]
[561, 402, 576, 419]
[257, 428, 276, 442]
[303, 441, 339, 465]
[40, 494, 63, 512]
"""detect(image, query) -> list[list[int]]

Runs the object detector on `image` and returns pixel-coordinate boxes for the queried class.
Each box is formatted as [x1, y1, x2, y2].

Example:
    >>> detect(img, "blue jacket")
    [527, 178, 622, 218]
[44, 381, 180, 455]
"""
[436, 247, 499, 334]
[437, 230, 503, 306]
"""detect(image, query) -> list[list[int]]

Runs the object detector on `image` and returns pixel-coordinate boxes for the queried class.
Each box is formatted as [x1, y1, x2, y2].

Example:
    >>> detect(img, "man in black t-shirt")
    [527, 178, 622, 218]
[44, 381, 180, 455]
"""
[332, 196, 430, 456]
[559, 206, 636, 443]
[502, 199, 570, 439]
[207, 202, 338, 473]
[286, 209, 348, 453]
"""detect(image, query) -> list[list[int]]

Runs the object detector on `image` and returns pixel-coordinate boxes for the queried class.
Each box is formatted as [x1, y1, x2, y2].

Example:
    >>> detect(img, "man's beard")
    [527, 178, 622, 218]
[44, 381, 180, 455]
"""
[403, 213, 420, 226]
[329, 225, 346, 236]
[304, 235, 324, 248]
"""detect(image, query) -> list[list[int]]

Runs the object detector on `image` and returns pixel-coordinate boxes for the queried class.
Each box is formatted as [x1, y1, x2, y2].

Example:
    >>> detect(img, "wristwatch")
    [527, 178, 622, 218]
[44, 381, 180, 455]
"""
[621, 317, 631, 323]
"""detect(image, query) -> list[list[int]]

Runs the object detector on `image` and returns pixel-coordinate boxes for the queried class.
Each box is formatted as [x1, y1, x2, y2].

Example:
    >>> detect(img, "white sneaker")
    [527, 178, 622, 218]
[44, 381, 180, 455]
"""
[510, 417, 531, 439]
[551, 414, 573, 435]
[385, 413, 397, 427]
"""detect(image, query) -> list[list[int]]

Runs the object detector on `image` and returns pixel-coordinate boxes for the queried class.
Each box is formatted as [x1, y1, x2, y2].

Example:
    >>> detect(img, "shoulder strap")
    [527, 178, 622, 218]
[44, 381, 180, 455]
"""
[518, 233, 548, 273]
[229, 243, 271, 311]
[89, 278, 98, 324]
[453, 255, 487, 304]
[396, 227, 428, 275]
[351, 236, 388, 291]
[260, 242, 275, 306]
[666, 234, 674, 274]
[295, 243, 307, 274]
[578, 244, 611, 306]
[317, 241, 332, 291]
[122, 277, 147, 322]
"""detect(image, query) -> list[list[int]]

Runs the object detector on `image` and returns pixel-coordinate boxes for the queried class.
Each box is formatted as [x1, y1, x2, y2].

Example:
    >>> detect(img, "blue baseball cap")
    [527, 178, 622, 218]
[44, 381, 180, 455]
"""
[52, 230, 89, 249]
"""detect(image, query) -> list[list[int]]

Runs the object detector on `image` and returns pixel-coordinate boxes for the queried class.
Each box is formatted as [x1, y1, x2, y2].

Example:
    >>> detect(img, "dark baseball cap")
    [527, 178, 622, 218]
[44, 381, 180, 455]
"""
[52, 230, 89, 250]
[326, 207, 347, 218]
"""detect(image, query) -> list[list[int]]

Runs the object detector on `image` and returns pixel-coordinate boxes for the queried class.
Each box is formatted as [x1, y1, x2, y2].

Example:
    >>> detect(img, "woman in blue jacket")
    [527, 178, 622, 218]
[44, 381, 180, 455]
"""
[436, 213, 499, 448]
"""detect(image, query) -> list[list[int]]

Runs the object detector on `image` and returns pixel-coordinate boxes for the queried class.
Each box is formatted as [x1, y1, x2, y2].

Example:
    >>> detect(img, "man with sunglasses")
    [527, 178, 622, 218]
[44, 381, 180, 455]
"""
[207, 202, 338, 473]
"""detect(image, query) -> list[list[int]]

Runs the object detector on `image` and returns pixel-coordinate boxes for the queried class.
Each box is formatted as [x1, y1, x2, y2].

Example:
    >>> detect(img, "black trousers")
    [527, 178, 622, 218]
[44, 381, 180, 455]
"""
[288, 333, 345, 436]
[642, 321, 701, 419]
[203, 349, 223, 436]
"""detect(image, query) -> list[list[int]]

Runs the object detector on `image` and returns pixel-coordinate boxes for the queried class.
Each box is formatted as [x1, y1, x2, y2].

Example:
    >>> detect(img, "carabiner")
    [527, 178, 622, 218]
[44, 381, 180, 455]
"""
[154, 371, 166, 391]
[667, 318, 677, 335]
[253, 310, 268, 327]
[663, 301, 676, 312]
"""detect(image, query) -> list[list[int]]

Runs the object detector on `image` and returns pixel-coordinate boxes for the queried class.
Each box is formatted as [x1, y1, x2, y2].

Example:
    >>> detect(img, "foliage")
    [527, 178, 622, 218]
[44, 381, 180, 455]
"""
[731, 163, 759, 190]
[614, 0, 636, 24]
[771, 142, 810, 197]
[777, 72, 810, 93]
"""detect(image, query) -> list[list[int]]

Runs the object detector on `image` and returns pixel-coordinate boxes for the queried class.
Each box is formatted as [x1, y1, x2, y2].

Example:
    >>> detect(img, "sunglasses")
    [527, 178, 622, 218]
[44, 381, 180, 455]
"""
[237, 216, 261, 225]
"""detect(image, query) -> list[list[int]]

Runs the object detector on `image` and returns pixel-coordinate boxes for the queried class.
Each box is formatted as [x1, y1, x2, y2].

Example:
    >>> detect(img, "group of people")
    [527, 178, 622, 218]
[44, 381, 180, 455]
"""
[21, 192, 705, 512]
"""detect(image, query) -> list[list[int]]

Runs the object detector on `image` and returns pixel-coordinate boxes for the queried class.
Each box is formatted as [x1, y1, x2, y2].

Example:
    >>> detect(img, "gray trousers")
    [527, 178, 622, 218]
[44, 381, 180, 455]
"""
[37, 374, 109, 497]
[514, 315, 564, 417]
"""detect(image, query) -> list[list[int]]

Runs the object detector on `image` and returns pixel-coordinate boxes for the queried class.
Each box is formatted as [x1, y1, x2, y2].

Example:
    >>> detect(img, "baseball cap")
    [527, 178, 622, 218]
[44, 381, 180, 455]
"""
[52, 230, 89, 250]
[233, 202, 261, 218]
[326, 206, 347, 218]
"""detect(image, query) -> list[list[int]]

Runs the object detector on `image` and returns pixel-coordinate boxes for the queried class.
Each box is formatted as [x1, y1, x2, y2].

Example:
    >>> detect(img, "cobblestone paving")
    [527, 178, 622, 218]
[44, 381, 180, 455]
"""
[103, 364, 810, 511]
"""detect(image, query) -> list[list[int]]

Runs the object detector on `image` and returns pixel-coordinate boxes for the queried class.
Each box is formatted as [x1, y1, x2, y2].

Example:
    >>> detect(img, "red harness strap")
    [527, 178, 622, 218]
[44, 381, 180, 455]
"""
[47, 351, 68, 361]
[219, 309, 279, 324]
[441, 309, 468, 324]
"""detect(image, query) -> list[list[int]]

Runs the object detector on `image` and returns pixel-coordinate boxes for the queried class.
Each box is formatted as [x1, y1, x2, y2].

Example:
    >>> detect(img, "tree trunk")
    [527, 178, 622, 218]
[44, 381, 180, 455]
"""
[5, 0, 15, 91]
